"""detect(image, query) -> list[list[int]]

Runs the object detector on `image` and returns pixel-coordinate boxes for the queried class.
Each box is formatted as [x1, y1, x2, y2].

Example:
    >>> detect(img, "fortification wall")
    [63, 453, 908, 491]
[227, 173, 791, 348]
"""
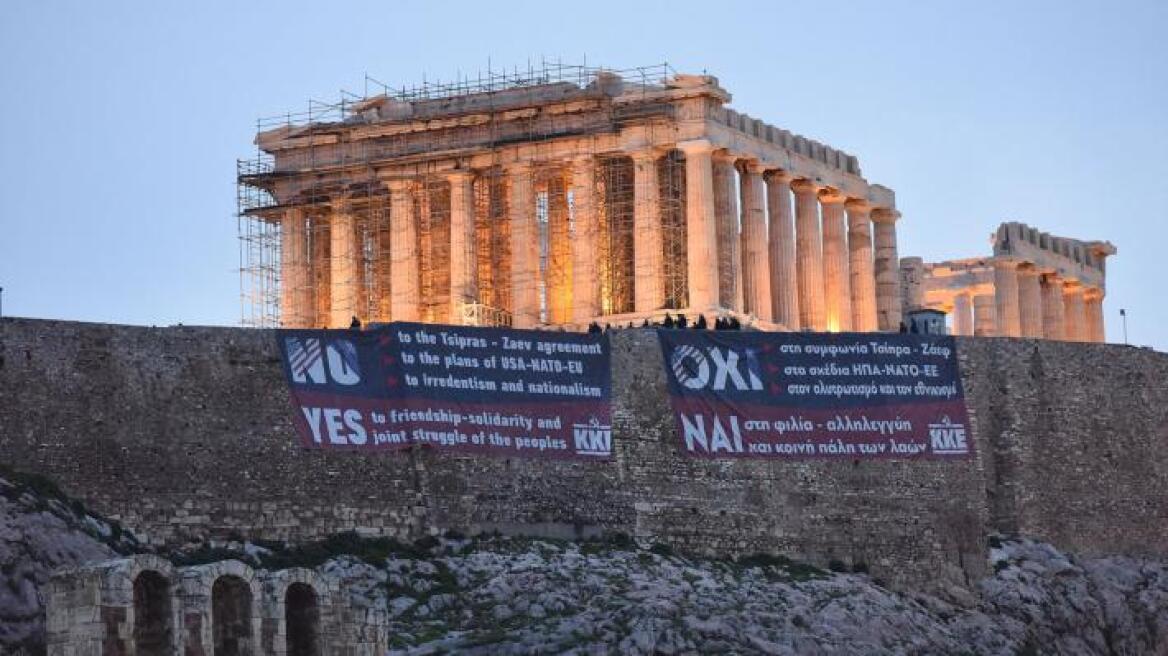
[1, 318, 1165, 592]
[956, 337, 1168, 557]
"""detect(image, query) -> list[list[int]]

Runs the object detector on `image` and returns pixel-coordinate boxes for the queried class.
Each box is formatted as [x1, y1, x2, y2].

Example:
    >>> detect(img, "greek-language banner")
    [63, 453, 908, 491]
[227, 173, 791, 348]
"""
[277, 323, 612, 459]
[656, 331, 972, 459]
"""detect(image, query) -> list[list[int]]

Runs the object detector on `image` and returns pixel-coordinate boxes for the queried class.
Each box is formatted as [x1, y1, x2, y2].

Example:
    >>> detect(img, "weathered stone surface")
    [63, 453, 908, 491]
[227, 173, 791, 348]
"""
[0, 474, 137, 653]
[1, 317, 1166, 600]
[905, 221, 1117, 342]
[274, 537, 1168, 654]
[246, 70, 894, 332]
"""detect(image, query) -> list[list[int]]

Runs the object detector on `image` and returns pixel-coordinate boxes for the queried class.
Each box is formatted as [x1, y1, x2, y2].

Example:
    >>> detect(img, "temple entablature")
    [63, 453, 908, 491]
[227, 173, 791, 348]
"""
[992, 221, 1115, 291]
[248, 67, 874, 209]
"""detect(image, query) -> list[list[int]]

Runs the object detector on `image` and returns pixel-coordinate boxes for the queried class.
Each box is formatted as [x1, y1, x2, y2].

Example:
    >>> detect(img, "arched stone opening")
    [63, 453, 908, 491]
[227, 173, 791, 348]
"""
[132, 569, 173, 654]
[284, 582, 321, 656]
[212, 574, 254, 655]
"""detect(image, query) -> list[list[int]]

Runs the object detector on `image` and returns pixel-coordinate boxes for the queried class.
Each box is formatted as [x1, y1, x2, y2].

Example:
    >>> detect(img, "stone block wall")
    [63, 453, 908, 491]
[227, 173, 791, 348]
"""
[3, 318, 1167, 593]
[956, 337, 1168, 556]
[44, 555, 180, 655]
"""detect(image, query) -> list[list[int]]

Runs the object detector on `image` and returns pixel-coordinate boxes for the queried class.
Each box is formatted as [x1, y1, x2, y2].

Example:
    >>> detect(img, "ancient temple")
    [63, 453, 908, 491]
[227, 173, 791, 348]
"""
[237, 64, 902, 331]
[901, 222, 1116, 341]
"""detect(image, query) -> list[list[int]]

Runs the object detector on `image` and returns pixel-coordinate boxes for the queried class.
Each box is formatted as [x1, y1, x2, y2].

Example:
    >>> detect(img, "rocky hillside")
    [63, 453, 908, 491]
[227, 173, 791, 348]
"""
[0, 471, 141, 653]
[2, 468, 1167, 655]
[314, 535, 1168, 655]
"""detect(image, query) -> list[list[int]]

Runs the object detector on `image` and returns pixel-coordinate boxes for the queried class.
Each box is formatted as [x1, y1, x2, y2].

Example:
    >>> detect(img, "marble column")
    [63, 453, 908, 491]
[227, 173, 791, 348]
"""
[1062, 283, 1086, 342]
[447, 171, 477, 324]
[1017, 266, 1044, 338]
[953, 292, 974, 336]
[992, 258, 1021, 337]
[792, 179, 826, 331]
[570, 157, 599, 324]
[280, 208, 311, 327]
[388, 181, 420, 322]
[329, 201, 360, 327]
[871, 208, 902, 331]
[900, 257, 925, 313]
[738, 161, 771, 320]
[632, 150, 665, 313]
[678, 140, 719, 313]
[1084, 288, 1105, 343]
[845, 200, 877, 332]
[1040, 274, 1066, 341]
[765, 171, 799, 329]
[507, 162, 538, 328]
[712, 151, 741, 312]
[973, 293, 997, 336]
[819, 190, 851, 332]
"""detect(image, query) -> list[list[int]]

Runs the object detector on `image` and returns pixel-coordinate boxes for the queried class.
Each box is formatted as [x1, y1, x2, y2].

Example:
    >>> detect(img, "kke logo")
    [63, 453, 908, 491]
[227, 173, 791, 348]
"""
[929, 416, 969, 455]
[669, 344, 763, 392]
[286, 337, 361, 386]
[572, 417, 612, 457]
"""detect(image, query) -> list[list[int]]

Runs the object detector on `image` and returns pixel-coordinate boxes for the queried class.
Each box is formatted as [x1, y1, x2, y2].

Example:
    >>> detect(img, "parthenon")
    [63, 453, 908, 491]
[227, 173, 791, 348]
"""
[901, 222, 1116, 341]
[237, 64, 903, 332]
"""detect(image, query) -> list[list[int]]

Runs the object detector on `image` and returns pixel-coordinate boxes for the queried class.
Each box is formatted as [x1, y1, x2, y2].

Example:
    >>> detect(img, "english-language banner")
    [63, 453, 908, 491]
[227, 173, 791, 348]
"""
[655, 330, 972, 459]
[277, 323, 612, 459]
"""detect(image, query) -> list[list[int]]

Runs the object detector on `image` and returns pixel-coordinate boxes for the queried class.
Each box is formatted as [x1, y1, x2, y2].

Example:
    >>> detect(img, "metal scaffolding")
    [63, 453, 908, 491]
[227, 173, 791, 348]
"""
[659, 149, 688, 310]
[597, 156, 636, 315]
[237, 61, 679, 328]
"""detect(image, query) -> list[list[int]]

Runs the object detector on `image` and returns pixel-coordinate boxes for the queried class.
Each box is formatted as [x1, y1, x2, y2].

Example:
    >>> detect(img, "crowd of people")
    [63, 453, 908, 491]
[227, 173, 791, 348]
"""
[352, 312, 939, 336]
[586, 313, 743, 334]
[348, 313, 744, 335]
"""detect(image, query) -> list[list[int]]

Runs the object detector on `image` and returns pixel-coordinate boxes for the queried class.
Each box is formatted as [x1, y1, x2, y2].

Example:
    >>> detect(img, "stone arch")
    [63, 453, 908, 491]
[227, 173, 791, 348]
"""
[47, 554, 180, 654]
[132, 568, 174, 654]
[285, 582, 320, 656]
[116, 555, 180, 655]
[212, 574, 255, 655]
[180, 560, 262, 656]
[260, 568, 332, 656]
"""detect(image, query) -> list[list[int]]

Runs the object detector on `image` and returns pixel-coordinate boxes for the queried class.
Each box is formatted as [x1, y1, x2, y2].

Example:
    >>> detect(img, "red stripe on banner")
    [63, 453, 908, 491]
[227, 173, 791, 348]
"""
[286, 391, 613, 460]
[665, 397, 974, 460]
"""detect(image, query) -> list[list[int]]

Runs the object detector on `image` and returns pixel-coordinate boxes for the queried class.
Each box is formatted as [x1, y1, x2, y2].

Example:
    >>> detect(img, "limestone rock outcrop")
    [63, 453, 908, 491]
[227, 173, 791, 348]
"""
[0, 474, 138, 653]
[6, 469, 1167, 654]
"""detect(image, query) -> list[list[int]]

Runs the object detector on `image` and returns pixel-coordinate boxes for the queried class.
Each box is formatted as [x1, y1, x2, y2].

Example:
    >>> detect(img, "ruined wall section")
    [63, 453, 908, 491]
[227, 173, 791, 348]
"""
[956, 336, 1168, 556]
[2, 318, 1166, 592]
[0, 320, 425, 544]
[608, 330, 989, 589]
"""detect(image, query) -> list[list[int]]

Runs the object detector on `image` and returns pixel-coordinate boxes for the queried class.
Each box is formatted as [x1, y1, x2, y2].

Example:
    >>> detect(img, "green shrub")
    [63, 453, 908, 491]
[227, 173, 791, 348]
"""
[649, 543, 674, 557]
[735, 553, 825, 582]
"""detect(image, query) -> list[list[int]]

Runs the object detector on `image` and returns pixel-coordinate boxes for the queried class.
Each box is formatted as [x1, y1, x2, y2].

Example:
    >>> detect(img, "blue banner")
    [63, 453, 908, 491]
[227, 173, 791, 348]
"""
[656, 330, 972, 459]
[278, 323, 612, 459]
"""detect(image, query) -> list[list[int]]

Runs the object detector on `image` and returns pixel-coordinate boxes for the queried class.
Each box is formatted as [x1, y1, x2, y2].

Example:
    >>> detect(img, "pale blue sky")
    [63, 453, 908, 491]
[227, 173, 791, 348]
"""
[2, 1, 1165, 348]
